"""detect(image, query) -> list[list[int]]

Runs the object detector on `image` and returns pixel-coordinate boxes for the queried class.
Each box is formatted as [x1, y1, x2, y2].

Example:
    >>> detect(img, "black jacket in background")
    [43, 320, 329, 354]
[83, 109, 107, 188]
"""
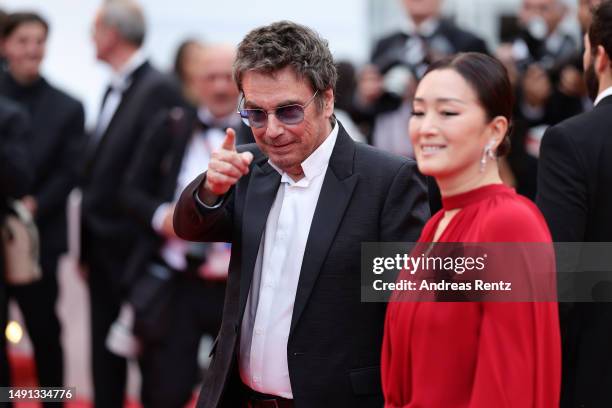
[80, 61, 183, 259]
[0, 95, 32, 387]
[537, 95, 612, 407]
[0, 72, 85, 255]
[0, 95, 31, 205]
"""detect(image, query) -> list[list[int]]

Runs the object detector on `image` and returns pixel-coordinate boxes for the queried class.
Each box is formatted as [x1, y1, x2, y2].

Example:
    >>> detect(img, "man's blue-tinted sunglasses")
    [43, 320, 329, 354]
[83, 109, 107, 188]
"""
[237, 90, 318, 129]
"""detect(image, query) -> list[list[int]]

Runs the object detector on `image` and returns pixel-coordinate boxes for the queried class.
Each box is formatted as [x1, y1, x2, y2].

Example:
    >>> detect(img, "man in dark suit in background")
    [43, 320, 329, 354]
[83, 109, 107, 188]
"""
[80, 1, 182, 406]
[122, 43, 252, 408]
[174, 21, 429, 408]
[537, 2, 612, 406]
[0, 96, 32, 389]
[0, 13, 85, 399]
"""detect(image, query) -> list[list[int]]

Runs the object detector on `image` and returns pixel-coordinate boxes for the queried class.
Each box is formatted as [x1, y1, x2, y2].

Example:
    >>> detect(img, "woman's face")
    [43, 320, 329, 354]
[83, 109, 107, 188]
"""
[409, 69, 493, 181]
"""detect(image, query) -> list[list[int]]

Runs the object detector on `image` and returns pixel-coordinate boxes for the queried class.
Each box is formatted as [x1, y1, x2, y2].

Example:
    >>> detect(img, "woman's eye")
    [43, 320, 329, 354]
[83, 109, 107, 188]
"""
[441, 111, 459, 117]
[411, 110, 424, 116]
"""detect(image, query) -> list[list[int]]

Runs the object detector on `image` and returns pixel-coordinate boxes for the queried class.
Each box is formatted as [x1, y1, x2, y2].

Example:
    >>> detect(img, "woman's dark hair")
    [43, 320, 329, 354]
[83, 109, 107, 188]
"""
[2, 12, 48, 39]
[422, 52, 514, 156]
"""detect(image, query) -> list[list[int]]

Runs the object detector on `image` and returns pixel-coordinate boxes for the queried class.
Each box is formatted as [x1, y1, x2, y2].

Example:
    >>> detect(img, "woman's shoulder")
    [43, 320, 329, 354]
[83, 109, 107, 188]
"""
[480, 189, 551, 242]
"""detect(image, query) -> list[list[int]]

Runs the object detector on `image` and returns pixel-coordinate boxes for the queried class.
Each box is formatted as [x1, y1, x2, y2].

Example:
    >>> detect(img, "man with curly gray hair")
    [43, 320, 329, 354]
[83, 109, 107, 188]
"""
[174, 20, 429, 408]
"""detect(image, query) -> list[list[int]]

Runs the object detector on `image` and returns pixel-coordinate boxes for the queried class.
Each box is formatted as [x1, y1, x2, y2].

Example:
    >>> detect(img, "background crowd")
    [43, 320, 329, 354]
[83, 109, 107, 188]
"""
[0, 0, 607, 407]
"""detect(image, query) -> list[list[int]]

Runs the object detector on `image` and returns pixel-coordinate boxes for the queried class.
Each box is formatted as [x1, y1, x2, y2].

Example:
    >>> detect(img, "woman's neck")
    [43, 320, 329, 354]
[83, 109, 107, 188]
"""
[437, 164, 502, 198]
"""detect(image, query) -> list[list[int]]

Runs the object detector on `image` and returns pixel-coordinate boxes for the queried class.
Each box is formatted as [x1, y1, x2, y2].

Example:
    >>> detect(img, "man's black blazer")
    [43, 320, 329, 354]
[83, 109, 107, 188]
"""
[537, 95, 612, 407]
[80, 61, 182, 259]
[174, 123, 430, 407]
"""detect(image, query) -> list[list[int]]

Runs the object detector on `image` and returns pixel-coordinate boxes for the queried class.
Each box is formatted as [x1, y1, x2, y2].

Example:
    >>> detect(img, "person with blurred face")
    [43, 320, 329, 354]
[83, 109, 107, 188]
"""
[120, 43, 251, 408]
[382, 52, 561, 407]
[0, 13, 85, 404]
[402, 0, 441, 26]
[356, 0, 488, 152]
[195, 45, 245, 128]
[81, 1, 182, 406]
[173, 21, 429, 408]
[514, 0, 576, 70]
[173, 39, 205, 105]
[2, 13, 45, 84]
[537, 2, 612, 406]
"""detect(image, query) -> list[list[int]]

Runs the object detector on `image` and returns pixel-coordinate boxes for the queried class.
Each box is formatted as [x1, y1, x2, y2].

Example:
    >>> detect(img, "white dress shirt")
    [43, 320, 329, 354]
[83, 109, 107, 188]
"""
[239, 122, 339, 398]
[594, 86, 612, 107]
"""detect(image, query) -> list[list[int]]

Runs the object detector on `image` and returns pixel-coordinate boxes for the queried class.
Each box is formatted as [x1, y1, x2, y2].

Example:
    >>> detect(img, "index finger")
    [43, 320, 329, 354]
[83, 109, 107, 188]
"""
[222, 128, 236, 151]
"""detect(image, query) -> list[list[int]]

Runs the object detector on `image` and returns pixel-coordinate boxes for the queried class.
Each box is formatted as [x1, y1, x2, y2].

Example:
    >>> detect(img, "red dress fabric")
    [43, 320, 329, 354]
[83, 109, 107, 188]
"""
[381, 184, 561, 408]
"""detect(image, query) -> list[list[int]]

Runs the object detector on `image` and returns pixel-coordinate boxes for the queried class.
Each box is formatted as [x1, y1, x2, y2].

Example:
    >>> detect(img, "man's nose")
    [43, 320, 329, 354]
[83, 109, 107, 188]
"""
[265, 112, 284, 139]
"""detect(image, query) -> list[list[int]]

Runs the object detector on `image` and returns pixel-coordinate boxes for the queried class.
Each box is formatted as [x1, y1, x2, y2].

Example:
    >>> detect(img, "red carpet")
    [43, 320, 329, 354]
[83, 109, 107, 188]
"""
[9, 351, 196, 407]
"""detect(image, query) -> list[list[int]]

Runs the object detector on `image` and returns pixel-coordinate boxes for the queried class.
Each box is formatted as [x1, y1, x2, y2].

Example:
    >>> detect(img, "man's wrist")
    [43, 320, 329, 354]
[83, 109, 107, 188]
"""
[194, 179, 224, 210]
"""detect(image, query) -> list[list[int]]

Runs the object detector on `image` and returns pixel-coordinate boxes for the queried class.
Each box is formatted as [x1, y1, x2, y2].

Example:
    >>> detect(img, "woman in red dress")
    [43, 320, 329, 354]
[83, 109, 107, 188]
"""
[381, 53, 561, 407]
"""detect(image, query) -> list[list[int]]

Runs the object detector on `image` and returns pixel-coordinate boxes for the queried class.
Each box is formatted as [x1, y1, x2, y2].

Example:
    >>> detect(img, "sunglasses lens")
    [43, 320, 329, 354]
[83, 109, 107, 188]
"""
[240, 109, 267, 128]
[238, 111, 251, 127]
[276, 105, 304, 125]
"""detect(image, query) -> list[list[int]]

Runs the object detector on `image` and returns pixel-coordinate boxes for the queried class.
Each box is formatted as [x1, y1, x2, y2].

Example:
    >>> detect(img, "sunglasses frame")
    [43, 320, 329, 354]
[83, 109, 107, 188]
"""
[237, 90, 319, 128]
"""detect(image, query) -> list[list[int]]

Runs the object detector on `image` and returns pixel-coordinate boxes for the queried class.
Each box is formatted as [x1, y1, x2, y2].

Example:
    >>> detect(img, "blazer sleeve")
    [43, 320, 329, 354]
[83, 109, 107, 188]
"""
[380, 159, 430, 242]
[34, 100, 85, 219]
[536, 125, 588, 241]
[173, 173, 234, 243]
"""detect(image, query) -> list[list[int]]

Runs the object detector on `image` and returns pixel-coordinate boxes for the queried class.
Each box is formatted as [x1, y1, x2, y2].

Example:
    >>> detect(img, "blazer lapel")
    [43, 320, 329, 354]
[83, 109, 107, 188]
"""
[239, 160, 281, 316]
[290, 125, 359, 335]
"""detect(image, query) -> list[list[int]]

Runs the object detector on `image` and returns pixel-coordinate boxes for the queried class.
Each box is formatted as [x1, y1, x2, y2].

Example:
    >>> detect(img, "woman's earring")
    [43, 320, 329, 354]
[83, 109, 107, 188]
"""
[479, 140, 496, 173]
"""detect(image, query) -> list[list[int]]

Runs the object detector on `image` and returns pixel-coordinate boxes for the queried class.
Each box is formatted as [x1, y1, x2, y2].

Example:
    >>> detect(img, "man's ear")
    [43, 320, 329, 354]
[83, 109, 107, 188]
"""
[323, 88, 335, 118]
[595, 45, 610, 73]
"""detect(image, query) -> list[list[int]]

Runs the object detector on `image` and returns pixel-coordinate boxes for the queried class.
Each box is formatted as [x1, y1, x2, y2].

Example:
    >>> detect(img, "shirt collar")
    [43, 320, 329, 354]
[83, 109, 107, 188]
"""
[594, 86, 612, 107]
[269, 121, 339, 186]
[401, 16, 440, 38]
[110, 49, 146, 91]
